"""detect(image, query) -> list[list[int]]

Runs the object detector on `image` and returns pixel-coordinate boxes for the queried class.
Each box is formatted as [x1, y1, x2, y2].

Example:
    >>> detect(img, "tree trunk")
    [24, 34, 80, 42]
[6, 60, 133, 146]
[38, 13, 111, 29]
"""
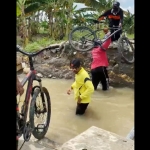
[21, 10, 28, 48]
[28, 17, 32, 41]
[47, 10, 53, 37]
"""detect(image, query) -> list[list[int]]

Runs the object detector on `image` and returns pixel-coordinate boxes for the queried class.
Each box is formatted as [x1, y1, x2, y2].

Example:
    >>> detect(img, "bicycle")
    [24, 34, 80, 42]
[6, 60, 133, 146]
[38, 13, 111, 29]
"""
[16, 45, 51, 150]
[68, 19, 134, 64]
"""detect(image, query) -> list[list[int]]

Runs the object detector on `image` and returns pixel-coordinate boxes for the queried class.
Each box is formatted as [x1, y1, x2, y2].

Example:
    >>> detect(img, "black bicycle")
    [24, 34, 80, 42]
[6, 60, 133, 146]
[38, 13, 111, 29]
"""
[16, 45, 51, 150]
[69, 19, 134, 64]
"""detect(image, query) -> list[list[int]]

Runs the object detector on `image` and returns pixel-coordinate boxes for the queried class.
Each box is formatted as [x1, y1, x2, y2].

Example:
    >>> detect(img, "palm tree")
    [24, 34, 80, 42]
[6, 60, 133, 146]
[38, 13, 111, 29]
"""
[17, 0, 29, 48]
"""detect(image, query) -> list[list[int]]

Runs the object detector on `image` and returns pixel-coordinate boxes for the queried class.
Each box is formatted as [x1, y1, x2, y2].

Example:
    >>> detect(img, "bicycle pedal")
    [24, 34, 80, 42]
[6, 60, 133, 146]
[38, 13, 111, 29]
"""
[36, 124, 45, 132]
[37, 124, 45, 129]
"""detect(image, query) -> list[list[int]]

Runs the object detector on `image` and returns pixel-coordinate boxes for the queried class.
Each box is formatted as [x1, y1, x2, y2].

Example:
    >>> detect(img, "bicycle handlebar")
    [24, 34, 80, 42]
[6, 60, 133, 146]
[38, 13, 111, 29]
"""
[16, 45, 45, 57]
[91, 19, 121, 29]
[91, 19, 105, 24]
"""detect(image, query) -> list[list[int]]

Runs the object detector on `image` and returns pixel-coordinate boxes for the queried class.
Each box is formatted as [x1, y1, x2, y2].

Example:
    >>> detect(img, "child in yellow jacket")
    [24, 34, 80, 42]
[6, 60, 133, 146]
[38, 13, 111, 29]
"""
[67, 58, 94, 115]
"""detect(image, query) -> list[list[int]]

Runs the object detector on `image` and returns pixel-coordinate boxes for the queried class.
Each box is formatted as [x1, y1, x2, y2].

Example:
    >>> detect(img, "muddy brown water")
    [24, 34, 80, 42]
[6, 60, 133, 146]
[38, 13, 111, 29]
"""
[17, 75, 134, 144]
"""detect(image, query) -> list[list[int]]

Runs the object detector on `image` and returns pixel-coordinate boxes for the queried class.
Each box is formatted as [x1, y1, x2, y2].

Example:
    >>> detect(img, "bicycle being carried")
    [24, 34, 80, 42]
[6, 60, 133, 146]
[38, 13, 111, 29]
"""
[69, 19, 134, 64]
[16, 45, 51, 150]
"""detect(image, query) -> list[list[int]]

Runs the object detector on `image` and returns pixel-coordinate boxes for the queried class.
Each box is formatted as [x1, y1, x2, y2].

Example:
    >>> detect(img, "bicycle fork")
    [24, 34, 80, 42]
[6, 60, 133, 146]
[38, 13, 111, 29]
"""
[34, 75, 43, 92]
[34, 76, 47, 113]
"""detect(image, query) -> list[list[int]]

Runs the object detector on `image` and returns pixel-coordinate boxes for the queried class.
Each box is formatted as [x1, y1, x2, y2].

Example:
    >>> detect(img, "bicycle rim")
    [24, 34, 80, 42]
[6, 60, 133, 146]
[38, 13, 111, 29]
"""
[118, 37, 134, 64]
[69, 26, 97, 52]
[29, 87, 51, 140]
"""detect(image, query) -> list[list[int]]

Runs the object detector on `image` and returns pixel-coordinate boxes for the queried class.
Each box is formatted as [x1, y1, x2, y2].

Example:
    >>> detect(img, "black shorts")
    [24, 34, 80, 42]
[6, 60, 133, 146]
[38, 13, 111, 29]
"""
[76, 103, 89, 115]
[91, 66, 109, 91]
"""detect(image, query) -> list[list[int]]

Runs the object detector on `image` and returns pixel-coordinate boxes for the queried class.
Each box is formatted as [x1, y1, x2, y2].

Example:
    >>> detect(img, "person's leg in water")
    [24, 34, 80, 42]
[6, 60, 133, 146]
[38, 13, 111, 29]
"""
[76, 103, 89, 115]
[91, 68, 101, 90]
[98, 67, 109, 91]
[104, 67, 110, 85]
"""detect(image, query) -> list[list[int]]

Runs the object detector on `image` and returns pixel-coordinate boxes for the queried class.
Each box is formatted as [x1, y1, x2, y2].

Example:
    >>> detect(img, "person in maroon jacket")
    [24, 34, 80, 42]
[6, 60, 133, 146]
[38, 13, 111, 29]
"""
[90, 34, 111, 91]
[98, 1, 123, 47]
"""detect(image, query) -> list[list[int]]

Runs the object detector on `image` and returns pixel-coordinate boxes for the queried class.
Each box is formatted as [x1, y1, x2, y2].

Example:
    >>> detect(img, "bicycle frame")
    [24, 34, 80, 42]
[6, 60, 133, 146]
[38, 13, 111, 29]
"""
[19, 56, 43, 123]
[80, 26, 121, 45]
[94, 27, 122, 45]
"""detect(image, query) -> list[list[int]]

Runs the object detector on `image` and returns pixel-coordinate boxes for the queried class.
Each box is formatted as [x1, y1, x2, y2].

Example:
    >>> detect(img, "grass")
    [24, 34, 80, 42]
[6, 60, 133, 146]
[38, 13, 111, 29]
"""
[127, 34, 134, 39]
[25, 38, 54, 52]
[17, 37, 64, 52]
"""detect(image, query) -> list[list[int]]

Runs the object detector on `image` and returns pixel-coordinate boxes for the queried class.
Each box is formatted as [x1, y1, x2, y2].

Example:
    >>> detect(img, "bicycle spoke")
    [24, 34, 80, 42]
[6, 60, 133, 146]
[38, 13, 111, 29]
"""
[118, 37, 134, 64]
[69, 26, 96, 51]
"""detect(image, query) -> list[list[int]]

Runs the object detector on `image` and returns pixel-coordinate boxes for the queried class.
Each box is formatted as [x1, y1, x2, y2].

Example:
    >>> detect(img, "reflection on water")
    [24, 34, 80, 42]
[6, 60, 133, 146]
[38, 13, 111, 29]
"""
[17, 77, 134, 144]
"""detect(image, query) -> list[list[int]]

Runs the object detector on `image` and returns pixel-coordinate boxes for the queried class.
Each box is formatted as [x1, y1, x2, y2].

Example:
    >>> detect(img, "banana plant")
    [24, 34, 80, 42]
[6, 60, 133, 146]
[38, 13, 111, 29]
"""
[17, 0, 29, 48]
[123, 11, 134, 34]
[61, 0, 75, 38]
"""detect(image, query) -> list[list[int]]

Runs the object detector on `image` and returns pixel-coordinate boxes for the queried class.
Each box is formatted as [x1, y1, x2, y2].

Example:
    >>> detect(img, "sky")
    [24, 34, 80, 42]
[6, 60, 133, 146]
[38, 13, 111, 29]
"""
[74, 0, 134, 14]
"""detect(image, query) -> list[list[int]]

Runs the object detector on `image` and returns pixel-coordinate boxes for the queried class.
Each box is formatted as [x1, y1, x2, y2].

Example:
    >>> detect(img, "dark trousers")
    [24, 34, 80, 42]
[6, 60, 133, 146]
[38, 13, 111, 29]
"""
[76, 103, 89, 115]
[91, 66, 109, 91]
[110, 28, 122, 42]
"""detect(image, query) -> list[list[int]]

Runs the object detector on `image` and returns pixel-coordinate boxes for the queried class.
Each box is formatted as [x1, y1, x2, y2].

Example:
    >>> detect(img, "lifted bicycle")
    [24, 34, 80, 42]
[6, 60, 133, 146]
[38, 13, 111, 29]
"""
[68, 19, 134, 64]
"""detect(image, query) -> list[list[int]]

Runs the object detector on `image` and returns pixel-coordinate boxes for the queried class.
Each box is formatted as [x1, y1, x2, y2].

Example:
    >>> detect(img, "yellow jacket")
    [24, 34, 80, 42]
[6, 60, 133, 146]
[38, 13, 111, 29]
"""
[71, 67, 94, 103]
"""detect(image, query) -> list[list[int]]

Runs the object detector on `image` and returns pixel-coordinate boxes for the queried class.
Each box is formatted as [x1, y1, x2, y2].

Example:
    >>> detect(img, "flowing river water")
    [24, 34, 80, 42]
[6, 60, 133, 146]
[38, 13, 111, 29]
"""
[17, 76, 134, 145]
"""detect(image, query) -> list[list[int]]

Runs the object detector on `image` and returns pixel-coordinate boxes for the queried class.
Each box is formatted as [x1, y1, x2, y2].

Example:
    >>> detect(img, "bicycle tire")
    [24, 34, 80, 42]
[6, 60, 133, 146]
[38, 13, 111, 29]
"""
[69, 26, 97, 51]
[118, 36, 134, 64]
[29, 86, 51, 140]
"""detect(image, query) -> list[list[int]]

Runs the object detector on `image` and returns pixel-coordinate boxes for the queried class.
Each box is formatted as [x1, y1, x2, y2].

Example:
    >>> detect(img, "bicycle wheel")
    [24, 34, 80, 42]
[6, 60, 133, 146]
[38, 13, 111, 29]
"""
[69, 26, 97, 52]
[29, 86, 51, 140]
[118, 36, 134, 64]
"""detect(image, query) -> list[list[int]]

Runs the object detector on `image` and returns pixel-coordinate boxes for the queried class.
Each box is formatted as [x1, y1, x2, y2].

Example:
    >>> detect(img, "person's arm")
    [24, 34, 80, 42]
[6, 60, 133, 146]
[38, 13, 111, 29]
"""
[98, 9, 111, 21]
[67, 81, 76, 95]
[16, 76, 24, 95]
[71, 81, 76, 89]
[78, 80, 94, 102]
[102, 37, 111, 49]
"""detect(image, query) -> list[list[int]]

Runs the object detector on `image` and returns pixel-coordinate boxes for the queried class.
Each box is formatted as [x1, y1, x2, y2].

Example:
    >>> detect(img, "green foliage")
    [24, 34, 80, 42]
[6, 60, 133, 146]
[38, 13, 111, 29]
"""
[16, 0, 134, 51]
[24, 37, 63, 52]
[40, 21, 49, 29]
[123, 11, 134, 34]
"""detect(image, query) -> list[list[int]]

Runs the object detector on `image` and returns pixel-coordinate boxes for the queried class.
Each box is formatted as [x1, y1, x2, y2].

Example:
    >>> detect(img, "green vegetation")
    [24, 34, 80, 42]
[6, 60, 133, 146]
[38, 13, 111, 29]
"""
[17, 0, 134, 52]
[127, 34, 134, 39]
[24, 37, 64, 52]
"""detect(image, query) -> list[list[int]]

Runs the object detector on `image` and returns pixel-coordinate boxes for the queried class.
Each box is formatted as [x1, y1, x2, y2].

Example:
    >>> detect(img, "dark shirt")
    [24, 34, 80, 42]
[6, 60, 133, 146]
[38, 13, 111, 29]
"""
[98, 8, 123, 27]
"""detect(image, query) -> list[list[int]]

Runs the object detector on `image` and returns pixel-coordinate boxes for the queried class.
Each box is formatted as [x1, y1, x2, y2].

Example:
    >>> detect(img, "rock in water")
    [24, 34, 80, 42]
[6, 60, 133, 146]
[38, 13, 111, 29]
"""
[37, 73, 43, 78]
